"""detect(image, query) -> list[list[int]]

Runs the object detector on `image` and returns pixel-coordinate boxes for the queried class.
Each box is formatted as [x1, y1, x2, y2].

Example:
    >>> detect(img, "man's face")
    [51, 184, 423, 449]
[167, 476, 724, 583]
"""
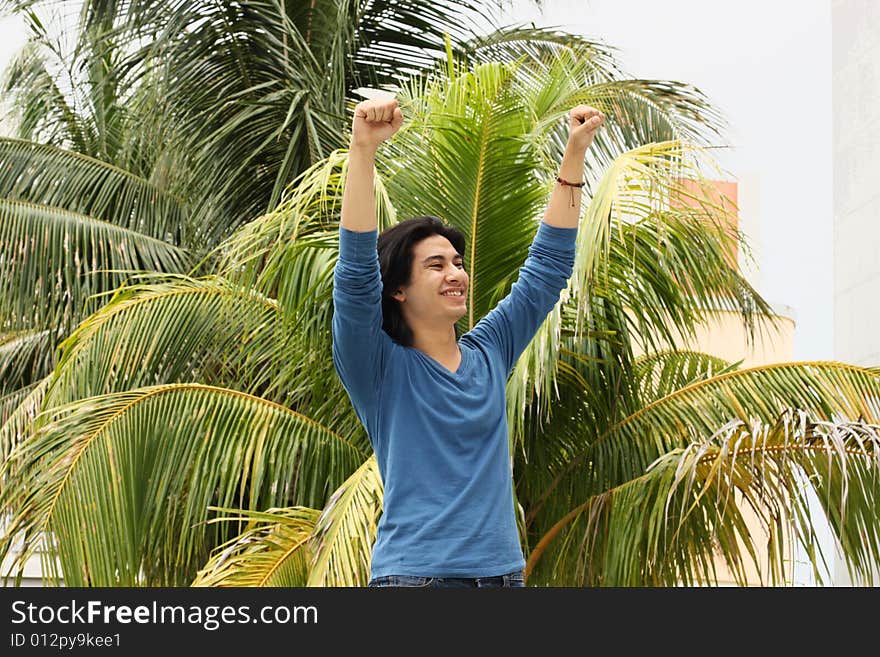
[393, 234, 469, 325]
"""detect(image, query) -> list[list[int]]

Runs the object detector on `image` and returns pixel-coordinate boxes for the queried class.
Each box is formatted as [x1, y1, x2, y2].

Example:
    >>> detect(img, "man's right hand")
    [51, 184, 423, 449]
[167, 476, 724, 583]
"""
[350, 98, 404, 152]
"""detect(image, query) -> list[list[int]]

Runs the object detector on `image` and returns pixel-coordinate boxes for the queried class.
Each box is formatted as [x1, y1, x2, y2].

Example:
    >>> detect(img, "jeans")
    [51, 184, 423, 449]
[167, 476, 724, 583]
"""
[368, 570, 525, 588]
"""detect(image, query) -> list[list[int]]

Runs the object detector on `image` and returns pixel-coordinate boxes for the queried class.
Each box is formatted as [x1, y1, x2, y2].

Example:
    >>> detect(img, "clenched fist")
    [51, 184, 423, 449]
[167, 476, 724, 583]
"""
[350, 98, 404, 152]
[567, 105, 605, 152]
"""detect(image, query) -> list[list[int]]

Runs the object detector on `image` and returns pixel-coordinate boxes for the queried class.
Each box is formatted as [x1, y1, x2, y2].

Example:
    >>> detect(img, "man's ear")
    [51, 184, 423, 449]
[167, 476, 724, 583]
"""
[392, 288, 405, 302]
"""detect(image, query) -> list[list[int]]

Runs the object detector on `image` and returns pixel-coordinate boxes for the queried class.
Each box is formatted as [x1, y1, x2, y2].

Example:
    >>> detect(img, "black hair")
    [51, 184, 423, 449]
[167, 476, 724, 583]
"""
[377, 216, 466, 346]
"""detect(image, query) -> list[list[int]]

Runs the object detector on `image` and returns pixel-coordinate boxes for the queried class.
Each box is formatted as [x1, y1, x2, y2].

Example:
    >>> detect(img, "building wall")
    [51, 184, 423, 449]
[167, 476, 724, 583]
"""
[832, 0, 880, 586]
[631, 176, 800, 585]
[833, 0, 880, 368]
[636, 307, 795, 368]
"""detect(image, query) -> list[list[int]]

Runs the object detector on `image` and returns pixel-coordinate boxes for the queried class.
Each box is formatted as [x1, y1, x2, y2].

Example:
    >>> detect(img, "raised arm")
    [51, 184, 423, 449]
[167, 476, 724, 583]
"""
[333, 98, 404, 435]
[542, 105, 605, 229]
[340, 98, 404, 233]
[466, 104, 605, 372]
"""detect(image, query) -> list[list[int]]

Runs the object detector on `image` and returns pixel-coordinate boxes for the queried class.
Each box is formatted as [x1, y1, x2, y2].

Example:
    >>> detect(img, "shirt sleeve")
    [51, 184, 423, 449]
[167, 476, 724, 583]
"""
[331, 227, 392, 427]
[465, 221, 577, 375]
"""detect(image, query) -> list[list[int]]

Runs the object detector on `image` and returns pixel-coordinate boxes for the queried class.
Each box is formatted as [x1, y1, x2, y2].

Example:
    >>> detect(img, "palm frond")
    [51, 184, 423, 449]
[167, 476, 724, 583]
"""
[465, 24, 620, 75]
[1, 40, 90, 149]
[0, 198, 189, 333]
[108, 2, 343, 233]
[603, 207, 772, 356]
[571, 141, 731, 329]
[508, 141, 767, 439]
[211, 149, 397, 290]
[587, 78, 728, 150]
[525, 411, 880, 586]
[633, 350, 739, 405]
[597, 362, 880, 481]
[0, 138, 188, 240]
[194, 456, 385, 588]
[0, 329, 54, 396]
[307, 456, 383, 587]
[0, 383, 367, 585]
[43, 275, 280, 407]
[353, 0, 498, 84]
[526, 362, 880, 556]
[0, 374, 50, 467]
[473, 41, 728, 193]
[42, 271, 368, 444]
[192, 507, 320, 587]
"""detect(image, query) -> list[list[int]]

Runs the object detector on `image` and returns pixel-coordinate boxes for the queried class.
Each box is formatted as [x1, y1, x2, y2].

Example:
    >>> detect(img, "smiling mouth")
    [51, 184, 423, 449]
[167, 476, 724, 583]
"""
[441, 290, 464, 297]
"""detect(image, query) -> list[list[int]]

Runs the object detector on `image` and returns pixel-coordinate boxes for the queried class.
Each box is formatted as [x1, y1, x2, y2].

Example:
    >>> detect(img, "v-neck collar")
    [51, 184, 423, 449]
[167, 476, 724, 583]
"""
[412, 344, 470, 378]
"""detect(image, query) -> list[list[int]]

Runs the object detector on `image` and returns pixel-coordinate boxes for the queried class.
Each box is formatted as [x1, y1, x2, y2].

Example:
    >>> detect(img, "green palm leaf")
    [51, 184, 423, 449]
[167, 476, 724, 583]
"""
[593, 362, 880, 484]
[192, 507, 320, 587]
[212, 150, 397, 290]
[0, 199, 188, 333]
[633, 350, 740, 405]
[0, 138, 188, 241]
[307, 455, 383, 587]
[523, 363, 880, 583]
[43, 275, 281, 407]
[603, 362, 875, 492]
[1, 41, 91, 150]
[0, 383, 366, 585]
[525, 412, 880, 586]
[41, 272, 367, 443]
[0, 329, 54, 397]
[193, 456, 384, 588]
[0, 375, 50, 467]
[0, 329, 54, 462]
[508, 141, 766, 439]
[88, 0, 506, 233]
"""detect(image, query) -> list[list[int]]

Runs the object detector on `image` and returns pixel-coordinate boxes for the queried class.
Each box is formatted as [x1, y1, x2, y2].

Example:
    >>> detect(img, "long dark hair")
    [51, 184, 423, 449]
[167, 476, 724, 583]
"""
[377, 216, 466, 346]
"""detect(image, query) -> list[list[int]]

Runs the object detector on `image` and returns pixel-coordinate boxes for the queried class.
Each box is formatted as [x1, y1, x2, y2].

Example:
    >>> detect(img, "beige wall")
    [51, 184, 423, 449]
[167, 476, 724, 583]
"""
[641, 178, 799, 585]
[632, 307, 795, 369]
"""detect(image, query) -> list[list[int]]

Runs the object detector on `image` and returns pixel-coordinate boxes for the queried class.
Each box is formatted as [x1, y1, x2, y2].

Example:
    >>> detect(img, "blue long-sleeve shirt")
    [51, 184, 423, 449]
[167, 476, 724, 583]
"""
[332, 221, 577, 579]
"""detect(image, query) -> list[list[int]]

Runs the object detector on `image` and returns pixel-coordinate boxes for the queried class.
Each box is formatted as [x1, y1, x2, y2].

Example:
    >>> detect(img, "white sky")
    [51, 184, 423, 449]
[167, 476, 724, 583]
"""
[0, 1, 833, 360]
[505, 0, 833, 360]
[0, 14, 25, 63]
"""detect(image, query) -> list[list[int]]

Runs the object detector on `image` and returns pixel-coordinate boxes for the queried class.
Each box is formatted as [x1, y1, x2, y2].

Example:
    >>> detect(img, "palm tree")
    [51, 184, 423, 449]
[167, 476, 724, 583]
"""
[2, 2, 878, 587]
[0, 0, 588, 458]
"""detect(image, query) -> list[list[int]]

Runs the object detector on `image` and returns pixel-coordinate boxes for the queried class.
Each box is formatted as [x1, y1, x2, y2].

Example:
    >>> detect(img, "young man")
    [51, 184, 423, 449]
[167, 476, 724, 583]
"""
[332, 97, 604, 587]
